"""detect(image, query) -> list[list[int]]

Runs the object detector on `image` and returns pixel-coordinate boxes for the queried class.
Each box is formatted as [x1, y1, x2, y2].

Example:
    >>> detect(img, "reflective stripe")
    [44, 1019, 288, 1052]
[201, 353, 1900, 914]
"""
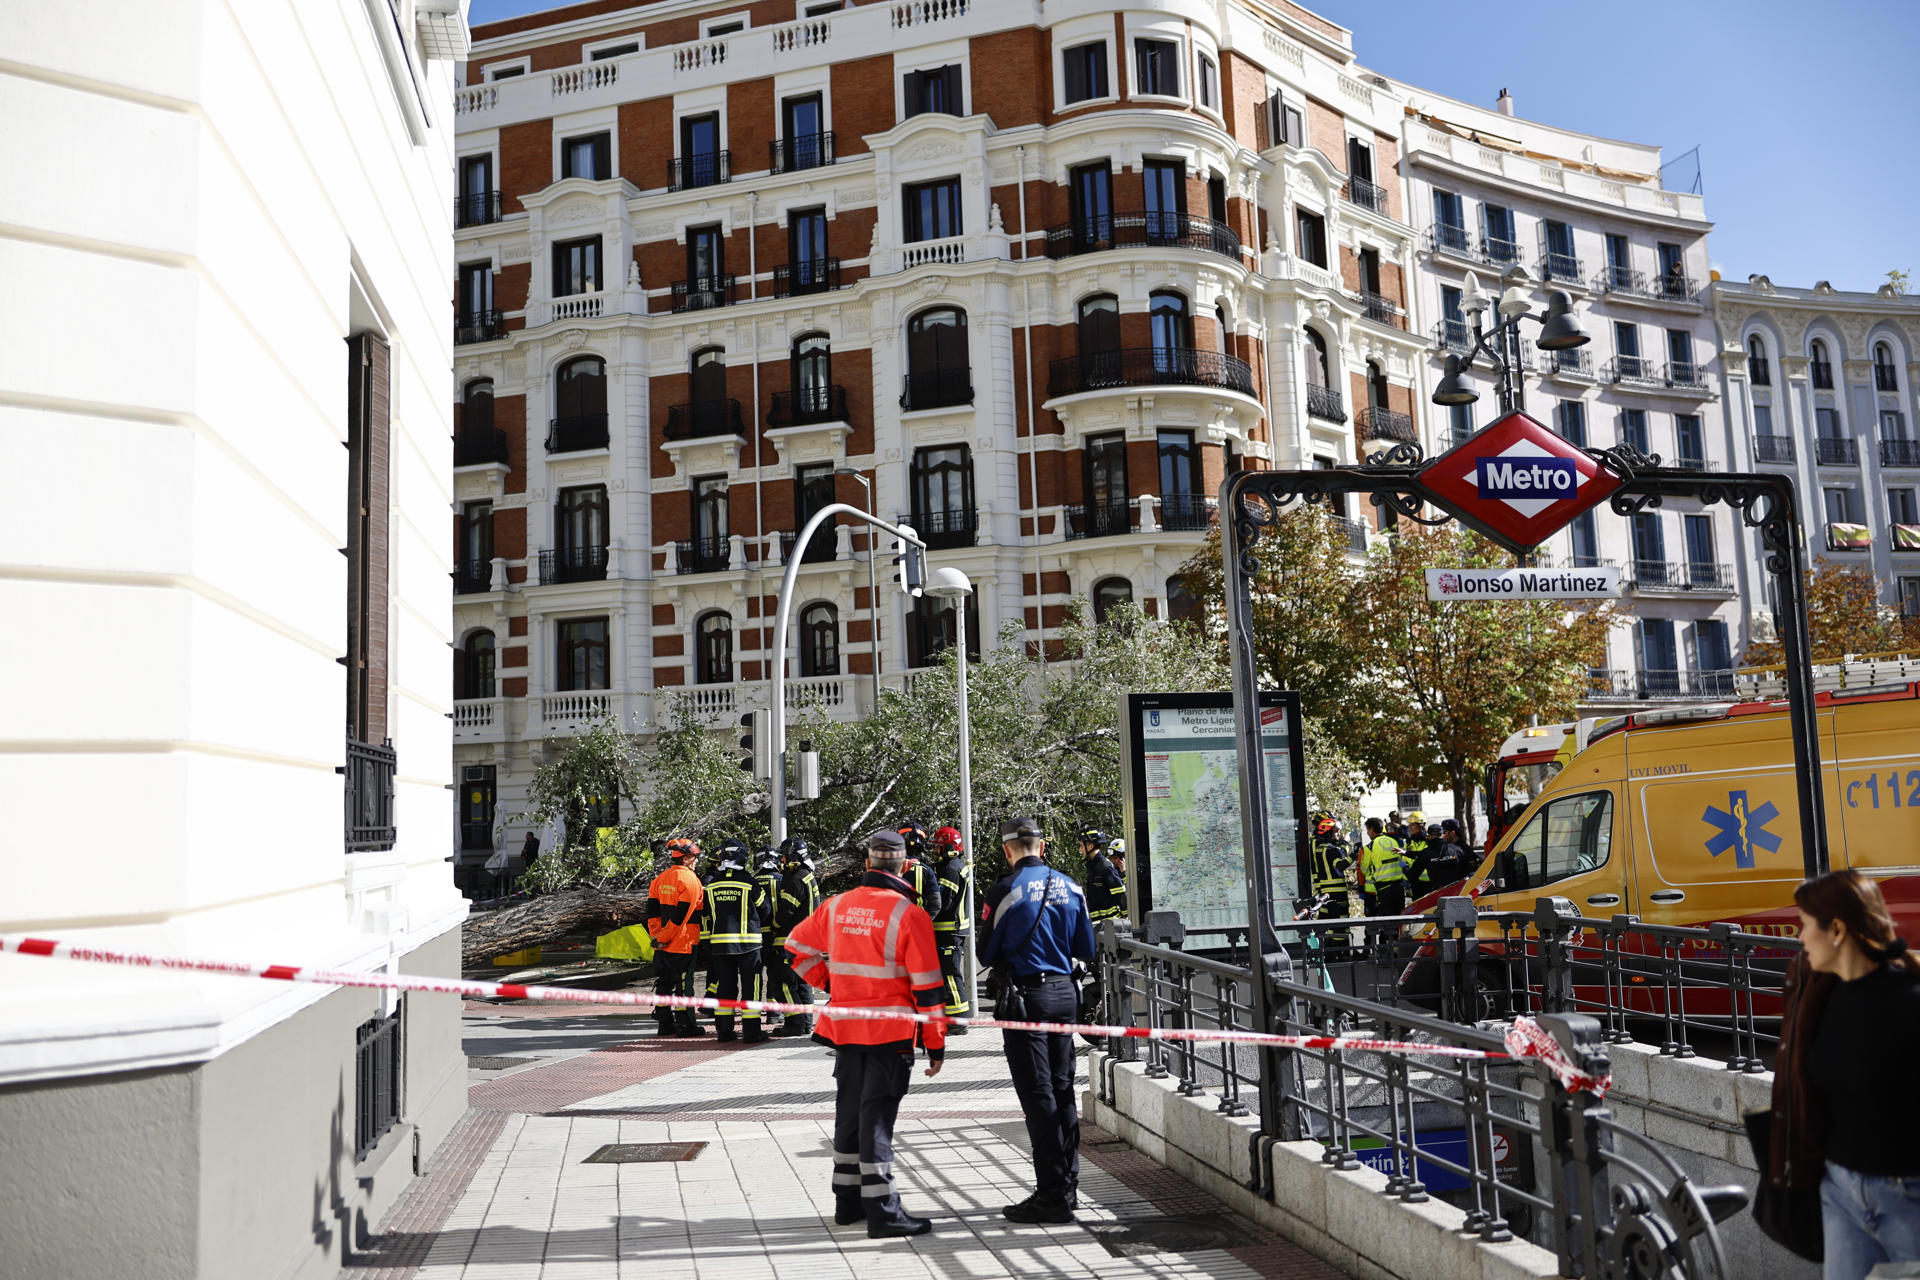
[880, 895, 909, 968]
[787, 939, 824, 957]
[908, 969, 942, 986]
[931, 920, 963, 932]
[834, 960, 908, 981]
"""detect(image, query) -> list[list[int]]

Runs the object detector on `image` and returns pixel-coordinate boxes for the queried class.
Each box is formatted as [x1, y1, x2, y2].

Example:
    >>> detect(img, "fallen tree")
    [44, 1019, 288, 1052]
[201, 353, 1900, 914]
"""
[461, 888, 651, 968]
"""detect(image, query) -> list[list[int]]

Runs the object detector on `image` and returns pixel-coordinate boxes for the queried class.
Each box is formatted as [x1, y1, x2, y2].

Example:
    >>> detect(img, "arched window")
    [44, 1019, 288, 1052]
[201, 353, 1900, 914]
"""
[1811, 338, 1833, 389]
[551, 356, 607, 451]
[462, 378, 494, 433]
[1746, 336, 1769, 386]
[800, 602, 839, 677]
[1166, 574, 1203, 626]
[1092, 577, 1133, 627]
[791, 333, 832, 421]
[1875, 341, 1899, 391]
[457, 630, 496, 700]
[1149, 290, 1192, 364]
[1304, 327, 1331, 387]
[680, 346, 730, 436]
[1075, 294, 1120, 389]
[695, 611, 733, 685]
[903, 307, 971, 409]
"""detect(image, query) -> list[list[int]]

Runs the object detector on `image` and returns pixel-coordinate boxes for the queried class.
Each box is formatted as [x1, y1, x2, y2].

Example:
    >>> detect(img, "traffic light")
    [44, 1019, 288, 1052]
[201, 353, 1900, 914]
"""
[892, 531, 925, 598]
[738, 709, 771, 780]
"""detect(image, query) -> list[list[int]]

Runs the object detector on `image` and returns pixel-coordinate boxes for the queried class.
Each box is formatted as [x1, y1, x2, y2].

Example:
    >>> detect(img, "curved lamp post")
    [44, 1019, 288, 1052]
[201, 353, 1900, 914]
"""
[922, 566, 978, 1012]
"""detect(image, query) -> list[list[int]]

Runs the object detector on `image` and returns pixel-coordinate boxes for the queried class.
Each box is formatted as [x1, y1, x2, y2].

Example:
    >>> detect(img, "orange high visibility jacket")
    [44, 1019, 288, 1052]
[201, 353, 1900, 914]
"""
[646, 864, 704, 955]
[785, 870, 947, 1058]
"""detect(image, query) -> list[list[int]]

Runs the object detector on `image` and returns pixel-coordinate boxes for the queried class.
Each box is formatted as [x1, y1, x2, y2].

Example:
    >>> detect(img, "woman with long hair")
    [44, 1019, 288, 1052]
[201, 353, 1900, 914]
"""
[1775, 869, 1920, 1278]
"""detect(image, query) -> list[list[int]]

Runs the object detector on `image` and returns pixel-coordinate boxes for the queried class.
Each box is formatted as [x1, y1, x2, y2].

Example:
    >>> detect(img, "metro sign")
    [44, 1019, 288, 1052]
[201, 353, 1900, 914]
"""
[1418, 411, 1622, 554]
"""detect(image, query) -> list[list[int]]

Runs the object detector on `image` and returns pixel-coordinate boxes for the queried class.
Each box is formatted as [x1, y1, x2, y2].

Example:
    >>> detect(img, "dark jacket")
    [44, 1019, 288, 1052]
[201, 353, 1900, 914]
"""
[932, 853, 971, 936]
[700, 870, 771, 955]
[902, 855, 944, 920]
[772, 868, 820, 944]
[1767, 953, 1837, 1190]
[1084, 852, 1127, 921]
[977, 857, 1097, 977]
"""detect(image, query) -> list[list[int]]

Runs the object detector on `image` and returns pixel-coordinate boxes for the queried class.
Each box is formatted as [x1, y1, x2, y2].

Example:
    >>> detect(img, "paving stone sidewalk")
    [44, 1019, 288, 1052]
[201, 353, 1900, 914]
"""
[342, 1002, 1351, 1280]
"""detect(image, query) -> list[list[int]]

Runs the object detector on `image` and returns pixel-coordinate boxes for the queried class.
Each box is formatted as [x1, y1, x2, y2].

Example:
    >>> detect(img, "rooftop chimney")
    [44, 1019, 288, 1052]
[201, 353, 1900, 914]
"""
[1496, 87, 1514, 116]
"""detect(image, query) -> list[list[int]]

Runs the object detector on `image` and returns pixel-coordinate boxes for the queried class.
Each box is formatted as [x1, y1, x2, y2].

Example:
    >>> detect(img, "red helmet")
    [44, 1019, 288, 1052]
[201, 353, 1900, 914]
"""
[933, 826, 962, 852]
[665, 838, 700, 861]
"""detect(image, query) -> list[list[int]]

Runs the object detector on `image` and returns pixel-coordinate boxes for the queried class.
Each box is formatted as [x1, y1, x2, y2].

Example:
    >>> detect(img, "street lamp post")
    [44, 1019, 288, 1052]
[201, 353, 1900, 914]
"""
[1433, 266, 1587, 416]
[923, 566, 979, 1014]
[835, 467, 882, 712]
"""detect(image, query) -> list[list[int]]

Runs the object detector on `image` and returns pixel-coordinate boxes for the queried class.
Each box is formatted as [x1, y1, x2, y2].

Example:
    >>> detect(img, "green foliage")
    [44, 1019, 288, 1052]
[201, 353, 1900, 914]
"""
[1887, 268, 1911, 295]
[1744, 557, 1914, 666]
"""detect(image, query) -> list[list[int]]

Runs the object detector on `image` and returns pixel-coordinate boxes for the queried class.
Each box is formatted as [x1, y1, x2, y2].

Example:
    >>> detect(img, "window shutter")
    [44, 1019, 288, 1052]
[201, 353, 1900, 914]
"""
[940, 64, 961, 114]
[346, 332, 391, 745]
[905, 70, 924, 117]
[1064, 49, 1086, 103]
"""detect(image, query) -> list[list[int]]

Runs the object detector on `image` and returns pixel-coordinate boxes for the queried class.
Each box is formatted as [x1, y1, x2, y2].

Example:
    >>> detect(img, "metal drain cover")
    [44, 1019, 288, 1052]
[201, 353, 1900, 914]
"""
[1091, 1214, 1255, 1257]
[468, 1055, 535, 1070]
[582, 1141, 708, 1164]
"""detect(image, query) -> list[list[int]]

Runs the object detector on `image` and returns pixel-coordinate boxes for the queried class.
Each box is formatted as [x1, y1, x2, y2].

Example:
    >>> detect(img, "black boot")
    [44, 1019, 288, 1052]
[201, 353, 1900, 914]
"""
[867, 1209, 932, 1238]
[716, 1022, 737, 1043]
[1004, 1195, 1074, 1224]
[742, 1024, 769, 1044]
[833, 1198, 864, 1226]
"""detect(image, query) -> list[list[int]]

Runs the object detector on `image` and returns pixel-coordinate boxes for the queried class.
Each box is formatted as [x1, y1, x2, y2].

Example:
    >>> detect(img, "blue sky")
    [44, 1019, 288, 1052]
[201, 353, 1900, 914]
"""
[469, 0, 1919, 290]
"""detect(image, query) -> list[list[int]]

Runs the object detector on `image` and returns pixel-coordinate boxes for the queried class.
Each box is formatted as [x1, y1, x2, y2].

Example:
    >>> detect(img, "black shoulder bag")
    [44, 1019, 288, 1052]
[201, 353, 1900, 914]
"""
[988, 872, 1056, 1022]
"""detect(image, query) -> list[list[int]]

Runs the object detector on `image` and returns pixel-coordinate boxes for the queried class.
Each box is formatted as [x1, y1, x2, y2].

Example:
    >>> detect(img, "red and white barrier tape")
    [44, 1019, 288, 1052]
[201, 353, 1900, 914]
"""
[0, 935, 1610, 1096]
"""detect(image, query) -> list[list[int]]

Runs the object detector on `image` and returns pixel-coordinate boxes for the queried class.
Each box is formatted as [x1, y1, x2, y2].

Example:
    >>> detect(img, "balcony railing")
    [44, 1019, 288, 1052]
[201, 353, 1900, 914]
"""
[1628, 560, 1734, 592]
[546, 413, 609, 453]
[779, 527, 837, 565]
[1305, 383, 1346, 423]
[770, 131, 834, 173]
[1042, 211, 1241, 262]
[1669, 455, 1718, 473]
[1429, 223, 1472, 255]
[665, 398, 743, 440]
[1881, 438, 1920, 467]
[1046, 347, 1255, 398]
[900, 366, 973, 411]
[675, 537, 730, 574]
[454, 426, 510, 467]
[454, 558, 492, 594]
[1358, 405, 1416, 443]
[1811, 360, 1834, 389]
[1158, 494, 1217, 532]
[1815, 437, 1859, 465]
[1748, 356, 1771, 385]
[1877, 365, 1900, 393]
[671, 273, 736, 312]
[1330, 514, 1370, 554]
[1064, 499, 1133, 541]
[1355, 290, 1402, 326]
[344, 737, 397, 852]
[1665, 360, 1706, 390]
[1586, 668, 1738, 702]
[1539, 347, 1594, 378]
[1752, 434, 1795, 464]
[1481, 236, 1523, 267]
[455, 309, 506, 345]
[769, 384, 847, 427]
[455, 189, 503, 228]
[669, 150, 730, 190]
[1826, 523, 1871, 552]
[1342, 175, 1387, 213]
[1432, 318, 1472, 354]
[774, 257, 840, 296]
[1603, 355, 1662, 386]
[1538, 251, 1583, 284]
[1653, 272, 1697, 303]
[539, 545, 609, 584]
[1596, 264, 1640, 294]
[908, 505, 977, 550]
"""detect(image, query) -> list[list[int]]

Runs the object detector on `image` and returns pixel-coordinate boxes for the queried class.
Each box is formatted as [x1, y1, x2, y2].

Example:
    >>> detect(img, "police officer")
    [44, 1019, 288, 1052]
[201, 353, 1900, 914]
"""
[1079, 827, 1128, 924]
[1308, 812, 1352, 920]
[895, 819, 945, 918]
[771, 837, 822, 1037]
[979, 816, 1096, 1224]
[646, 839, 705, 1037]
[786, 829, 947, 1239]
[701, 847, 772, 1043]
[929, 826, 973, 1025]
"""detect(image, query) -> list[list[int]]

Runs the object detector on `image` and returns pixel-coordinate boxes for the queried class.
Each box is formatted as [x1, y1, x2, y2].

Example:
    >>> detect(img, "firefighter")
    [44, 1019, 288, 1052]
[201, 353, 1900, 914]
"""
[1079, 827, 1128, 924]
[701, 847, 772, 1043]
[1401, 812, 1434, 897]
[646, 839, 705, 1037]
[929, 825, 973, 1025]
[771, 837, 821, 1037]
[700, 838, 752, 1012]
[751, 847, 787, 1033]
[1308, 812, 1352, 920]
[786, 829, 947, 1238]
[895, 819, 945, 919]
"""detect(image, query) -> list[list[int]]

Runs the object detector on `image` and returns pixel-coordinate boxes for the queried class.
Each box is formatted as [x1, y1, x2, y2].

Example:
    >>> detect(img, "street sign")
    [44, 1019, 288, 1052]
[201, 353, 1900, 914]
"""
[1424, 565, 1622, 601]
[1418, 412, 1622, 554]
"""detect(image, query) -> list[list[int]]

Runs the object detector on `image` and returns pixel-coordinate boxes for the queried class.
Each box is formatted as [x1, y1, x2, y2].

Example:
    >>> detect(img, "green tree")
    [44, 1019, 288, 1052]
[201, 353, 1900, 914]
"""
[1745, 557, 1909, 666]
[1887, 268, 1911, 295]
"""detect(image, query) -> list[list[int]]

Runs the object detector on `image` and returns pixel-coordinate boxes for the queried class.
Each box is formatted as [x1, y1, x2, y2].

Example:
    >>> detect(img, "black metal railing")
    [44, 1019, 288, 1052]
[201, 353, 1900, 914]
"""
[1881, 438, 1920, 467]
[1877, 364, 1900, 392]
[1748, 355, 1770, 385]
[1432, 318, 1472, 354]
[671, 273, 735, 312]
[344, 737, 396, 852]
[1752, 434, 1795, 463]
[1596, 264, 1640, 294]
[538, 545, 609, 584]
[1654, 272, 1697, 302]
[453, 558, 493, 594]
[1047, 347, 1255, 398]
[1538, 347, 1593, 377]
[354, 1005, 404, 1161]
[675, 537, 730, 574]
[768, 384, 846, 427]
[665, 398, 743, 440]
[546, 413, 609, 453]
[1342, 175, 1387, 212]
[907, 506, 978, 551]
[1359, 406, 1416, 443]
[1331, 514, 1370, 553]
[1585, 666, 1739, 701]
[1628, 559, 1733, 591]
[1042, 211, 1241, 262]
[1356, 290, 1401, 326]
[455, 309, 505, 345]
[770, 131, 834, 173]
[900, 366, 973, 411]
[774, 257, 840, 296]
[1305, 383, 1346, 423]
[1064, 499, 1133, 541]
[1604, 355, 1660, 385]
[1429, 223, 1472, 255]
[1669, 454, 1718, 473]
[779, 527, 837, 564]
[456, 189, 503, 228]
[1811, 359, 1834, 389]
[669, 150, 730, 190]
[1665, 360, 1706, 390]
[454, 426, 510, 467]
[1481, 235, 1523, 267]
[1815, 437, 1858, 465]
[1158, 494, 1216, 532]
[1538, 251, 1582, 284]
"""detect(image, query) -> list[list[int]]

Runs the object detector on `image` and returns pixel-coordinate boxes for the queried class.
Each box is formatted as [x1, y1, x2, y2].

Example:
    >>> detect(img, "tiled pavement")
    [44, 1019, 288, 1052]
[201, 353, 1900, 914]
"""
[342, 1000, 1352, 1280]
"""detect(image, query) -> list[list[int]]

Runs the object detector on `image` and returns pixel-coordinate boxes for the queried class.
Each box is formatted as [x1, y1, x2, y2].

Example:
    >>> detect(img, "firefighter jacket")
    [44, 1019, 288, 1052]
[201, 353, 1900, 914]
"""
[1358, 836, 1406, 892]
[785, 869, 947, 1058]
[646, 864, 704, 955]
[1401, 834, 1433, 891]
[901, 855, 944, 919]
[932, 853, 971, 936]
[753, 870, 783, 943]
[1084, 852, 1128, 922]
[1310, 835, 1352, 895]
[773, 868, 820, 945]
[701, 869, 770, 955]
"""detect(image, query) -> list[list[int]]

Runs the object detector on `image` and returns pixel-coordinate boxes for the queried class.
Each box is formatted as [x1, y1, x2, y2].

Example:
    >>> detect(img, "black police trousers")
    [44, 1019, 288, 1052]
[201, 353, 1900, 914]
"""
[1000, 976, 1079, 1204]
[707, 949, 763, 1035]
[653, 950, 699, 1033]
[831, 1046, 912, 1222]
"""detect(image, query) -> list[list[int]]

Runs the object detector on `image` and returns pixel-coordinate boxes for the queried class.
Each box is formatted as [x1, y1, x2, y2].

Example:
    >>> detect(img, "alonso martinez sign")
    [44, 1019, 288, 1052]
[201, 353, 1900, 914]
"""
[1425, 566, 1623, 602]
[1418, 411, 1623, 554]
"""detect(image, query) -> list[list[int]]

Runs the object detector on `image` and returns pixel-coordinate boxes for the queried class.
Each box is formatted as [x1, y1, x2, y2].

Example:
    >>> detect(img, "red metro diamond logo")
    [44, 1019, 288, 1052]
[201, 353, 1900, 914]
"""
[1418, 411, 1623, 554]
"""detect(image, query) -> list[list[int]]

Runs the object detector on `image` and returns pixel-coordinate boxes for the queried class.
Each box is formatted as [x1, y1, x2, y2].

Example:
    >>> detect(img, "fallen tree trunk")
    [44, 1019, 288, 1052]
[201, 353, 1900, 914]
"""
[461, 888, 652, 967]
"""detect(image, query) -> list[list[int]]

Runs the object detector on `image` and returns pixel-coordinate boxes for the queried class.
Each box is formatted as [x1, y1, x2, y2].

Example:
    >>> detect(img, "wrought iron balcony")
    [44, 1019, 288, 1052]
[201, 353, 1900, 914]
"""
[1305, 383, 1346, 423]
[1596, 264, 1641, 294]
[1342, 175, 1387, 213]
[1752, 434, 1795, 464]
[1481, 236, 1524, 267]
[1585, 668, 1737, 702]
[779, 527, 837, 564]
[453, 558, 493, 594]
[1355, 290, 1402, 326]
[665, 398, 743, 440]
[344, 736, 397, 852]
[1653, 272, 1697, 303]
[671, 273, 736, 312]
[769, 384, 847, 427]
[1432, 318, 1472, 354]
[774, 257, 840, 296]
[1359, 406, 1416, 443]
[1429, 223, 1472, 255]
[1158, 494, 1217, 532]
[454, 426, 510, 468]
[455, 309, 506, 345]
[546, 413, 609, 453]
[900, 366, 973, 411]
[669, 150, 730, 190]
[1539, 347, 1594, 378]
[1811, 360, 1834, 389]
[1882, 438, 1920, 467]
[908, 505, 978, 551]
[1664, 360, 1706, 390]
[1877, 364, 1900, 392]
[1538, 252, 1583, 285]
[1815, 437, 1859, 465]
[455, 189, 503, 228]
[1330, 514, 1370, 554]
[1628, 560, 1734, 592]
[539, 545, 609, 584]
[1064, 499, 1133, 541]
[1046, 347, 1255, 398]
[1669, 455, 1718, 473]
[1041, 211, 1240, 262]
[1604, 355, 1662, 387]
[770, 132, 834, 173]
[1748, 356, 1771, 385]
[675, 537, 730, 574]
